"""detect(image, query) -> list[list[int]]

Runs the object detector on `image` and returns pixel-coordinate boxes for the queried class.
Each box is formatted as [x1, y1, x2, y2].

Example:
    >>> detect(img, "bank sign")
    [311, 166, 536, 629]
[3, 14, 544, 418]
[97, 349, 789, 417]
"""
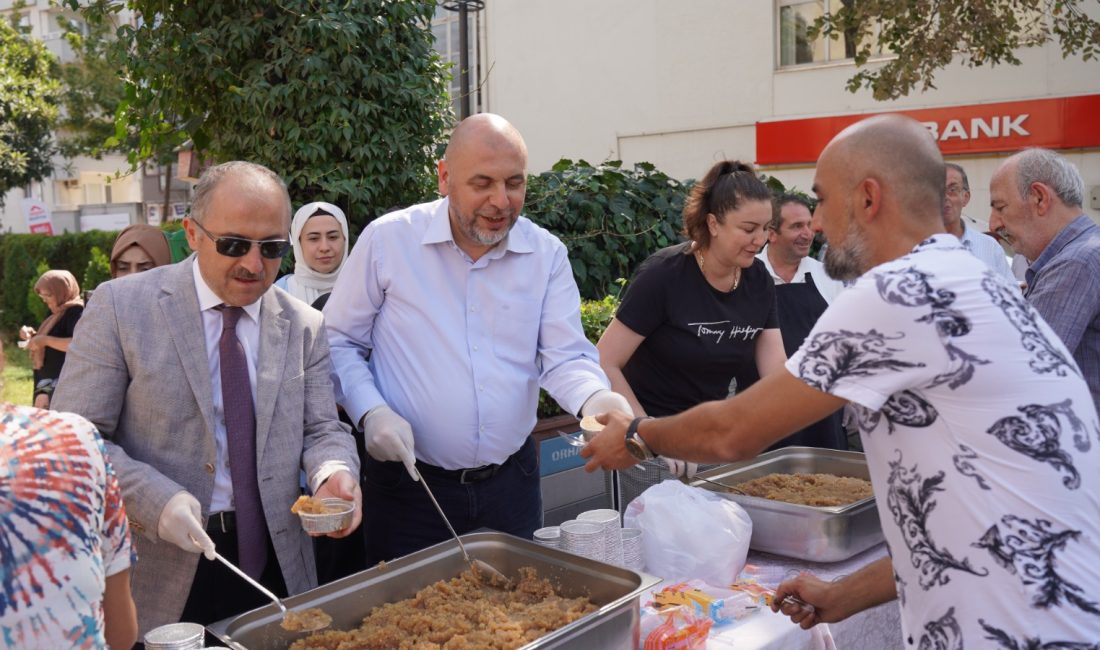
[756, 94, 1100, 165]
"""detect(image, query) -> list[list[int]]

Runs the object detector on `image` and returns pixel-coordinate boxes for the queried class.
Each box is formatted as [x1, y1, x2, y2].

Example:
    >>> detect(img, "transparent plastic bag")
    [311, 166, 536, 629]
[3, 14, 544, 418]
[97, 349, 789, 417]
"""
[625, 480, 752, 584]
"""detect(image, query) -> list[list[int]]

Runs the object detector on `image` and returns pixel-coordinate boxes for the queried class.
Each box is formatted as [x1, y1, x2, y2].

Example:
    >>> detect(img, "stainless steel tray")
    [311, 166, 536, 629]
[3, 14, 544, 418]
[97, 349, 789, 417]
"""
[689, 446, 883, 562]
[207, 531, 661, 650]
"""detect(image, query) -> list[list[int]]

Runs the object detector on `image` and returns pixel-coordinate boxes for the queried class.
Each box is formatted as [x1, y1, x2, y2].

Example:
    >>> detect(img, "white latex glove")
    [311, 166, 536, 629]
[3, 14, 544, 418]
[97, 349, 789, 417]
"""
[361, 405, 418, 480]
[580, 389, 634, 418]
[663, 457, 699, 479]
[157, 491, 215, 560]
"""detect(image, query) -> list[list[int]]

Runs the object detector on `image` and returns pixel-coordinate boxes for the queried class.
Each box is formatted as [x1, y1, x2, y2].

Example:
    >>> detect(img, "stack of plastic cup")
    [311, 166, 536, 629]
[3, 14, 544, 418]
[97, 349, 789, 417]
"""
[560, 520, 603, 560]
[143, 622, 204, 650]
[620, 527, 644, 571]
[533, 525, 562, 549]
[578, 508, 623, 565]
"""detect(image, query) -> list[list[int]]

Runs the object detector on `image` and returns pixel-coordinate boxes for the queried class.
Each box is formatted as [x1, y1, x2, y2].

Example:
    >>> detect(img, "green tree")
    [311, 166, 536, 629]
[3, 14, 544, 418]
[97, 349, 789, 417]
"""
[72, 0, 453, 233]
[816, 0, 1100, 100]
[0, 13, 61, 204]
[55, 13, 132, 160]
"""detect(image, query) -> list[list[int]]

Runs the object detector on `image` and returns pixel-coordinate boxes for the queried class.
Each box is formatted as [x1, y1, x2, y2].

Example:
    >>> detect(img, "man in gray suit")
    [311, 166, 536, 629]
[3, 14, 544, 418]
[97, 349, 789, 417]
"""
[53, 161, 361, 636]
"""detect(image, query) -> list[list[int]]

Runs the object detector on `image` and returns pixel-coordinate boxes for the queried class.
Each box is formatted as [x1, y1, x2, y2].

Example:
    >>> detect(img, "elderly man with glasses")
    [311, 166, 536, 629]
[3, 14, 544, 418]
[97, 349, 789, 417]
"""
[943, 162, 1015, 281]
[53, 161, 361, 638]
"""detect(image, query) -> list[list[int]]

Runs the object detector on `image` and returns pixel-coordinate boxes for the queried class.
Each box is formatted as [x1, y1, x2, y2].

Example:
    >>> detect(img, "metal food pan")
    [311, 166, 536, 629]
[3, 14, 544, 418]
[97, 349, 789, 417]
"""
[689, 447, 884, 562]
[207, 531, 660, 650]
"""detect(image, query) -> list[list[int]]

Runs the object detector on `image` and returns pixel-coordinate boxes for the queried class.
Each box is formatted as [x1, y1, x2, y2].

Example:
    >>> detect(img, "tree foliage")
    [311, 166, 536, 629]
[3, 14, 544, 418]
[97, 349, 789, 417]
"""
[55, 13, 133, 160]
[0, 14, 61, 201]
[816, 0, 1100, 100]
[71, 0, 454, 233]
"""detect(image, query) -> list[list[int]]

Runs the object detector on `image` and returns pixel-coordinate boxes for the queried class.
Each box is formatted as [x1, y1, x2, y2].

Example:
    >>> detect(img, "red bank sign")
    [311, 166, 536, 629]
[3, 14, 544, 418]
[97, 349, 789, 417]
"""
[756, 94, 1100, 165]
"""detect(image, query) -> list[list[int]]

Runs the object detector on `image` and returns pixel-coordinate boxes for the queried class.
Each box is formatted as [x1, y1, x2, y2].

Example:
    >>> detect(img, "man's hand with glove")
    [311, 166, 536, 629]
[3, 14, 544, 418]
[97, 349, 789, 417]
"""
[360, 405, 418, 480]
[580, 389, 633, 418]
[581, 390, 697, 478]
[157, 491, 215, 560]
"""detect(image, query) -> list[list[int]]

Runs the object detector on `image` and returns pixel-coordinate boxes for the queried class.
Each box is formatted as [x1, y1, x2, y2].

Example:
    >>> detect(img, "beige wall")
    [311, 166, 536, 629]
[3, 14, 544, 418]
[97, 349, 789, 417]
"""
[482, 1, 1100, 221]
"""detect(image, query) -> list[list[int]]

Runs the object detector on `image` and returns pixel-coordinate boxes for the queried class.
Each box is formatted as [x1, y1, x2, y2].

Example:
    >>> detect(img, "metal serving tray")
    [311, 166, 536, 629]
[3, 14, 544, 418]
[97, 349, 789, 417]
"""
[207, 531, 660, 650]
[689, 447, 884, 562]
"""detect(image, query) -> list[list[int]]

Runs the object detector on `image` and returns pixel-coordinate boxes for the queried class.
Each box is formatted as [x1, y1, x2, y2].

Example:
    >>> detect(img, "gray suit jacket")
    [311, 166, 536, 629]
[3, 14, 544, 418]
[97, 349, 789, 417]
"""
[53, 258, 359, 635]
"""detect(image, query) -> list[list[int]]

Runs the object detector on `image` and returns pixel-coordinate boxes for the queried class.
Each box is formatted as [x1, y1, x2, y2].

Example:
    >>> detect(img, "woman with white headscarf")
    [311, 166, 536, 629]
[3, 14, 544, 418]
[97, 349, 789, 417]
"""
[275, 201, 349, 307]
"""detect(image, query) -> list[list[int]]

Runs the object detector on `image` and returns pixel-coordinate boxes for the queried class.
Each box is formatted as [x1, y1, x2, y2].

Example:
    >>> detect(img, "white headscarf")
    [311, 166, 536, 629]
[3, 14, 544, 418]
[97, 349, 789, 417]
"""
[285, 201, 350, 306]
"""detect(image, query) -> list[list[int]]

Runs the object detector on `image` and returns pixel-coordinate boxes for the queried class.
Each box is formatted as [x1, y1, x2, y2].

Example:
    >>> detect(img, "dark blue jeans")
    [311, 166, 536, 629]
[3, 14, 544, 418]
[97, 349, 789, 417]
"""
[362, 436, 542, 564]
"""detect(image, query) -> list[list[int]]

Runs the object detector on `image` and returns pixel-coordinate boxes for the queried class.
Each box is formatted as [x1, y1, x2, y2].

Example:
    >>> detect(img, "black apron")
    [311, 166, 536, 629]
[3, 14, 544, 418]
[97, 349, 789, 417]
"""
[768, 272, 848, 451]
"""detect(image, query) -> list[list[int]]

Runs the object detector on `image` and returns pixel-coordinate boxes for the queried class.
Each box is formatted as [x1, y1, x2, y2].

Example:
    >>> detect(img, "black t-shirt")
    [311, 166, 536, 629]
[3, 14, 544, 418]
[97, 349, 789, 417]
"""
[617, 243, 779, 417]
[33, 305, 83, 383]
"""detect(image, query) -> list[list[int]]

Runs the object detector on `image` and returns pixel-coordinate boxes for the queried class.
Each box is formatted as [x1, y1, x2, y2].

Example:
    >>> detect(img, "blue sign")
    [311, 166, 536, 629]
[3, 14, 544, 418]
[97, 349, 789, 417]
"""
[539, 430, 586, 476]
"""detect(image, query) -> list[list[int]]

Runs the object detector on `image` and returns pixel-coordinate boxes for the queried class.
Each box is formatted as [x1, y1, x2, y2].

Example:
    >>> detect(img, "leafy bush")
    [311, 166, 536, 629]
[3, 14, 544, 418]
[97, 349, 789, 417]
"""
[537, 287, 624, 418]
[26, 261, 50, 325]
[0, 230, 120, 330]
[82, 246, 111, 294]
[525, 159, 688, 301]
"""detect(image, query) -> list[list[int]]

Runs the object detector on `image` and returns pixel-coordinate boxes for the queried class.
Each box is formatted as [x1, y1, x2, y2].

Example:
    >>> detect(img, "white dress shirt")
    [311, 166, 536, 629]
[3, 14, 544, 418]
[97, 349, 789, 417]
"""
[192, 260, 261, 513]
[959, 223, 1015, 282]
[193, 261, 348, 508]
[324, 198, 609, 469]
[757, 249, 846, 304]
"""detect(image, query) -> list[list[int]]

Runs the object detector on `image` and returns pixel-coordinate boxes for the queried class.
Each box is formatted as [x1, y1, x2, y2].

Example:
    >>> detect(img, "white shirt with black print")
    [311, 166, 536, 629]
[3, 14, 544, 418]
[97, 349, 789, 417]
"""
[787, 234, 1100, 648]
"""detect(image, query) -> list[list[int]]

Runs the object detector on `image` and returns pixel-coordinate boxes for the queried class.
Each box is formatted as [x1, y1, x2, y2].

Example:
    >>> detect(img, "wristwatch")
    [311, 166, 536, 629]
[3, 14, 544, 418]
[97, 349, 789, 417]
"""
[625, 417, 656, 462]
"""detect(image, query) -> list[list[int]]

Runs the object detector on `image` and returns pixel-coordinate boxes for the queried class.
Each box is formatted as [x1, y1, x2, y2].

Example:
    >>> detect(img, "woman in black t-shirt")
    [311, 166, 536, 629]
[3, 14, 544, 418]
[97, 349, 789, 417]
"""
[597, 161, 786, 488]
[19, 270, 84, 409]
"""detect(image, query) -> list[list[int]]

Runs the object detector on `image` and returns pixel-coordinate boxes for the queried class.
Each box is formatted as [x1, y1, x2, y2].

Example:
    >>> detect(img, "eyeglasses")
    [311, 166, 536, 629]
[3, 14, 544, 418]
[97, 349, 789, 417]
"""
[945, 184, 968, 197]
[192, 219, 291, 259]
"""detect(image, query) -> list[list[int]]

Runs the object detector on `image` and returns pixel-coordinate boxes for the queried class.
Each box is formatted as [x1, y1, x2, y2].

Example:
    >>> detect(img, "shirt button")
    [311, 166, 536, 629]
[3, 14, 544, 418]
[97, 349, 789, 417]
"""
[480, 425, 485, 432]
[478, 385, 484, 391]
[473, 345, 479, 351]
[470, 306, 477, 312]
[204, 463, 215, 474]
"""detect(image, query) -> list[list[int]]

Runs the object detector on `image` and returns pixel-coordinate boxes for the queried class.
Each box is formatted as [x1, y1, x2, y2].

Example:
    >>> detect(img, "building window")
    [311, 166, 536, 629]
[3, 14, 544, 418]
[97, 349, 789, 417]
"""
[431, 6, 481, 116]
[777, 0, 883, 68]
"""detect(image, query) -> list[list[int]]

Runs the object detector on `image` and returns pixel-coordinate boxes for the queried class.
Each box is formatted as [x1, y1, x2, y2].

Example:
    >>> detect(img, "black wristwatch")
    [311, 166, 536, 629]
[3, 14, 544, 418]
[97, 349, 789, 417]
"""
[625, 416, 656, 461]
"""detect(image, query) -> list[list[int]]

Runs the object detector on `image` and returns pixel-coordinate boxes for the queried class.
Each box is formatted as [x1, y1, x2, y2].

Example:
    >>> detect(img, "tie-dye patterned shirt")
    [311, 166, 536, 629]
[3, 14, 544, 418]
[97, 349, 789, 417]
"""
[788, 235, 1100, 647]
[1, 404, 134, 649]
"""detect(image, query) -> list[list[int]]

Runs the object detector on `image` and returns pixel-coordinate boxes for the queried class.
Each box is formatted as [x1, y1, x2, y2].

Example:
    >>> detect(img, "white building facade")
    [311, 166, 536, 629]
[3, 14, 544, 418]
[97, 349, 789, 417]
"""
[455, 0, 1100, 226]
[1, 0, 152, 234]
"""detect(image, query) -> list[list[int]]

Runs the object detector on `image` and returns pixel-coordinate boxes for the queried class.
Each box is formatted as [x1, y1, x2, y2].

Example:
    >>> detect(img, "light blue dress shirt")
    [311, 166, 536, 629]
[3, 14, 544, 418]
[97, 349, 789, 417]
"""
[324, 198, 608, 470]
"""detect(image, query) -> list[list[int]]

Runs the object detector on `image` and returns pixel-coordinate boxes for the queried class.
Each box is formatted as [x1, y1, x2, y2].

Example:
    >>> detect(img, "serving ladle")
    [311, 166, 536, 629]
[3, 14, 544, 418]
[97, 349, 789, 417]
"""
[416, 469, 510, 584]
[209, 549, 332, 632]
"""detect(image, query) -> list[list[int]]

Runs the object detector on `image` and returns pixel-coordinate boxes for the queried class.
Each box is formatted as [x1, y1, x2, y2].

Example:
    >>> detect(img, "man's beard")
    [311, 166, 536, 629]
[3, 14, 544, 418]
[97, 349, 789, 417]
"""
[457, 210, 516, 246]
[823, 217, 872, 281]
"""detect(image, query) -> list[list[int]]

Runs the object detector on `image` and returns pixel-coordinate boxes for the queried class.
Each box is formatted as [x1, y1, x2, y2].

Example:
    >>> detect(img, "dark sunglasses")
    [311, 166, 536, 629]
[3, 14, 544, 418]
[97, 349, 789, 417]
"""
[192, 219, 291, 259]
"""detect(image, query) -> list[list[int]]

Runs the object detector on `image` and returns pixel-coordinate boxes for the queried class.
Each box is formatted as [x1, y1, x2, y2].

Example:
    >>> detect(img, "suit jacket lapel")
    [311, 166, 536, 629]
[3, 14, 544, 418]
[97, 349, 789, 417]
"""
[255, 292, 289, 460]
[160, 260, 217, 437]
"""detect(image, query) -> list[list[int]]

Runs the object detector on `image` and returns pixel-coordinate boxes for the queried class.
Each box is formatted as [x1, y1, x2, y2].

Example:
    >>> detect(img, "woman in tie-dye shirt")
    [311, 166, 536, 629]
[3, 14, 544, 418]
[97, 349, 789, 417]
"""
[1, 341, 137, 649]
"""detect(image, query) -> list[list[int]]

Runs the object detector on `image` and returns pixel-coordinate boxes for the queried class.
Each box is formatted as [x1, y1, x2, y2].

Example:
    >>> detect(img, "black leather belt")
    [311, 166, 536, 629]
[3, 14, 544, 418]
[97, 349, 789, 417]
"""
[206, 511, 236, 533]
[417, 461, 502, 484]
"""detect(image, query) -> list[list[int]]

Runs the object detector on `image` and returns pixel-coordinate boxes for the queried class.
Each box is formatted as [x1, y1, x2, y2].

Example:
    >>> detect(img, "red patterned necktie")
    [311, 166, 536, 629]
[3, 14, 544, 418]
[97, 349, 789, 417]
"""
[217, 304, 268, 578]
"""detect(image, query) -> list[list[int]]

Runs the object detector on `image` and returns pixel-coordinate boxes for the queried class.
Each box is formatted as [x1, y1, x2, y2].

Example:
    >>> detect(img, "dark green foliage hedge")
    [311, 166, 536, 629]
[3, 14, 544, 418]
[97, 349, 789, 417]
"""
[524, 159, 688, 301]
[1, 230, 126, 329]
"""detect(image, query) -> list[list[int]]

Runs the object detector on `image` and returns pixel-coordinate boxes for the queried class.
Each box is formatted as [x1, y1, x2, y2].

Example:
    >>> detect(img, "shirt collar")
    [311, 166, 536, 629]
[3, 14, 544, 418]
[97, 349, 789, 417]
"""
[758, 247, 816, 283]
[421, 197, 534, 257]
[912, 233, 965, 254]
[191, 258, 262, 322]
[1029, 214, 1094, 277]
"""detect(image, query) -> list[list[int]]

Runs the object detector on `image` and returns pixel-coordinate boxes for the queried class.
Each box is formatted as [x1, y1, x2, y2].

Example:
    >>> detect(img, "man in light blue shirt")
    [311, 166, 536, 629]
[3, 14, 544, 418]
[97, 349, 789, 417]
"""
[944, 162, 1014, 281]
[324, 113, 630, 563]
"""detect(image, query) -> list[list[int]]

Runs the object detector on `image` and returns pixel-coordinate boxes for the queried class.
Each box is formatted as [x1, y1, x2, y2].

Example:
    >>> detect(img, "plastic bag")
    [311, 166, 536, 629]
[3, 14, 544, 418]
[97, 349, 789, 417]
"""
[625, 479, 752, 585]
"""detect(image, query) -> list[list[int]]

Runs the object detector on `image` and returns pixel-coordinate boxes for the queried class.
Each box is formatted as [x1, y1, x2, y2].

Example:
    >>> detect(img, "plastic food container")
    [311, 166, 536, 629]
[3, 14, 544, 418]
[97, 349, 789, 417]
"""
[295, 497, 354, 534]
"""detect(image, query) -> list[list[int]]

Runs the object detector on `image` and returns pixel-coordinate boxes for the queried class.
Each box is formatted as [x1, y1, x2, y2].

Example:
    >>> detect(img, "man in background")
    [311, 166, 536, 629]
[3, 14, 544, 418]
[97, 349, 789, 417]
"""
[989, 148, 1100, 415]
[943, 162, 1014, 280]
[758, 193, 847, 450]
